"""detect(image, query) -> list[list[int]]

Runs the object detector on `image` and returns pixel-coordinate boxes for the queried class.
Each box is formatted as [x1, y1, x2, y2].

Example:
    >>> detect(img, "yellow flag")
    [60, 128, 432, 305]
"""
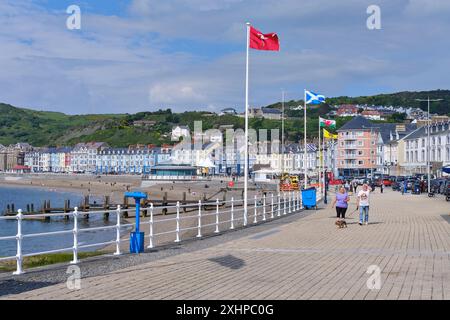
[323, 128, 338, 139]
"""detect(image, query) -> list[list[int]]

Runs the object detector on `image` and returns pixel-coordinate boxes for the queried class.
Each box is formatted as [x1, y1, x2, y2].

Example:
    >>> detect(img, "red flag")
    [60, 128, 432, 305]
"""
[249, 26, 280, 51]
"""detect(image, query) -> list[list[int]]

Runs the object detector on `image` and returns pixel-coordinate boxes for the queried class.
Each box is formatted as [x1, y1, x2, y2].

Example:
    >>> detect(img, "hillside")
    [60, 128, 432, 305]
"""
[0, 90, 448, 148]
[266, 90, 450, 115]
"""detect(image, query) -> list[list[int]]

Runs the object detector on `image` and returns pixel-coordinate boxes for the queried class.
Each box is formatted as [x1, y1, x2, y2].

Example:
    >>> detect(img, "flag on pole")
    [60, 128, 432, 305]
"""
[319, 117, 336, 129]
[305, 90, 326, 105]
[249, 26, 280, 51]
[323, 128, 338, 139]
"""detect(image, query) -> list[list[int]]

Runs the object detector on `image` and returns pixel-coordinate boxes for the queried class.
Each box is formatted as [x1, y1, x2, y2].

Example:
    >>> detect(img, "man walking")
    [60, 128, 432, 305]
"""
[357, 184, 371, 225]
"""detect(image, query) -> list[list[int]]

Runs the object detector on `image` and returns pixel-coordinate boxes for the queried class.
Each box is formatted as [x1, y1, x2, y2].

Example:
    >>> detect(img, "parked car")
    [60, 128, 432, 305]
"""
[406, 179, 417, 190]
[382, 178, 393, 186]
[392, 181, 400, 191]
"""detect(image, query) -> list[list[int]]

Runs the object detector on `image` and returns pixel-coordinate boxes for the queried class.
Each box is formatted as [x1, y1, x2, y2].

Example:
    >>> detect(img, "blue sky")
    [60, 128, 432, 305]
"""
[1, 0, 450, 114]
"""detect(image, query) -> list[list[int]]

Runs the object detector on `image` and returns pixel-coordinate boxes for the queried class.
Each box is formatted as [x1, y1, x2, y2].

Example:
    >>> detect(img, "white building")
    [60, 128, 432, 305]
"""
[70, 142, 108, 173]
[401, 122, 450, 176]
[171, 125, 190, 141]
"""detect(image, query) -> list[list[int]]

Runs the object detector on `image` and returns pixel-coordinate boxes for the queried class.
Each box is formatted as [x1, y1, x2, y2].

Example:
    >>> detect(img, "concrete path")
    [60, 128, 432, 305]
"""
[3, 189, 450, 300]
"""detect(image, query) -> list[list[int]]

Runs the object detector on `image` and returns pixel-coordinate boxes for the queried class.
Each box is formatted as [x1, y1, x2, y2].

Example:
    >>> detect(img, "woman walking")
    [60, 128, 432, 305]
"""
[332, 186, 350, 224]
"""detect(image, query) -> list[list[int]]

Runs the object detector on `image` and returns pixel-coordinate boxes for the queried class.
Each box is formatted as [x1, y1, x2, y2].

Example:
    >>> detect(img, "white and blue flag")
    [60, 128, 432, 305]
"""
[305, 90, 326, 105]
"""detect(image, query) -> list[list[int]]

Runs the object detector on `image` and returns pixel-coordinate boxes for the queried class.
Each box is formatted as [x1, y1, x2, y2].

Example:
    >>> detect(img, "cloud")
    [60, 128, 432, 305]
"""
[0, 0, 449, 114]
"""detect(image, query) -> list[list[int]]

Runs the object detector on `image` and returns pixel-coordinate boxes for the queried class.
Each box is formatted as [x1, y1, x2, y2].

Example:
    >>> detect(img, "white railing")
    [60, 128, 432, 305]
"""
[0, 189, 321, 275]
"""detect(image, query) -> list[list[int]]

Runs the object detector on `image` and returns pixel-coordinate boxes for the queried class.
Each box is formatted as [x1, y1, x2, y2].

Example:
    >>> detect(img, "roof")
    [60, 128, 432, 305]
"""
[403, 122, 450, 141]
[261, 107, 281, 114]
[338, 116, 417, 143]
[173, 125, 189, 130]
[338, 116, 373, 130]
[151, 165, 196, 170]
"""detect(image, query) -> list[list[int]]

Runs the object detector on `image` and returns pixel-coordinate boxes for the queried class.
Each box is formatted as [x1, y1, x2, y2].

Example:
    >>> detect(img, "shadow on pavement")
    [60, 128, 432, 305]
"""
[208, 255, 245, 270]
[0, 279, 57, 297]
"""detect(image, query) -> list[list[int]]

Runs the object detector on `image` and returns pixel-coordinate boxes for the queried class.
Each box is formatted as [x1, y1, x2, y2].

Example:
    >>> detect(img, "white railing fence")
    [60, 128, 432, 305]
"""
[0, 189, 321, 275]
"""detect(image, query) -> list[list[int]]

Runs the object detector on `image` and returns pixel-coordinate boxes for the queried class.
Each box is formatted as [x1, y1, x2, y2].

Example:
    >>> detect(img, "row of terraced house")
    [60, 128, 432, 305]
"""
[337, 116, 450, 177]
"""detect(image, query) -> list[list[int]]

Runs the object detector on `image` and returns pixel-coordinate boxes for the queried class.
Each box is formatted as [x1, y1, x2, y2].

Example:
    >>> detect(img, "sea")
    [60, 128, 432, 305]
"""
[0, 185, 125, 258]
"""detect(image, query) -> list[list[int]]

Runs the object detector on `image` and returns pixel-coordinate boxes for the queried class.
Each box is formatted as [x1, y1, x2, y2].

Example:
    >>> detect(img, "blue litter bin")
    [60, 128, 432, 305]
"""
[301, 187, 317, 210]
[125, 192, 148, 254]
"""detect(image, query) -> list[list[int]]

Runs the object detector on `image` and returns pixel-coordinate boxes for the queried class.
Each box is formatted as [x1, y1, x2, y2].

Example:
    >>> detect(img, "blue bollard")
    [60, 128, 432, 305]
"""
[125, 192, 147, 254]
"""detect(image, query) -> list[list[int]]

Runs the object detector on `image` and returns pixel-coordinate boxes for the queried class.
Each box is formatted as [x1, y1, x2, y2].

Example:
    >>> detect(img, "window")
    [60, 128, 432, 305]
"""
[422, 150, 425, 162]
[358, 141, 363, 146]
[358, 160, 364, 165]
[422, 139, 425, 147]
[358, 151, 363, 155]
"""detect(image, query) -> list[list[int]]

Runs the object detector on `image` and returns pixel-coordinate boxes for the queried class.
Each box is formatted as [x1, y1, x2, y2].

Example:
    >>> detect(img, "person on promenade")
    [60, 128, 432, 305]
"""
[332, 186, 350, 224]
[357, 184, 371, 225]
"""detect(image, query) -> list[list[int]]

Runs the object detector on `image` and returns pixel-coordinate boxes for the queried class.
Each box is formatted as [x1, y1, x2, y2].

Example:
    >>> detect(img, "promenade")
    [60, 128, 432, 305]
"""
[2, 188, 450, 300]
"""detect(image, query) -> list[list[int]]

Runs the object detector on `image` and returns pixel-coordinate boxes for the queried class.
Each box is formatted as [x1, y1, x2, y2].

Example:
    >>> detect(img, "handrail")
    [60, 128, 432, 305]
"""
[0, 189, 319, 275]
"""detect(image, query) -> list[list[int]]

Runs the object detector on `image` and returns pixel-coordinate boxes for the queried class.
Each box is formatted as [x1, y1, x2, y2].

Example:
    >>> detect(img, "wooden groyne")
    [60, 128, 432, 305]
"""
[2, 186, 275, 221]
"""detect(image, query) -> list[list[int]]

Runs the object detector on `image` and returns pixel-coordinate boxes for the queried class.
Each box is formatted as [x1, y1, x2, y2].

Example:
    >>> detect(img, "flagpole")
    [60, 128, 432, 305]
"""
[304, 89, 307, 189]
[282, 90, 285, 174]
[244, 22, 250, 226]
[322, 130, 325, 196]
[318, 118, 321, 195]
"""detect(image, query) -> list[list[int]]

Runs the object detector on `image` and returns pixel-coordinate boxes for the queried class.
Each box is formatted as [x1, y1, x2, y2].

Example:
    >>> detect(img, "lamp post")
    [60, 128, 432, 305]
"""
[415, 97, 443, 194]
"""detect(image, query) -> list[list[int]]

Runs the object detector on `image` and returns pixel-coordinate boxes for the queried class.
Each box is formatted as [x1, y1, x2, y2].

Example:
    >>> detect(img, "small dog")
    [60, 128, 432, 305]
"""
[335, 220, 347, 229]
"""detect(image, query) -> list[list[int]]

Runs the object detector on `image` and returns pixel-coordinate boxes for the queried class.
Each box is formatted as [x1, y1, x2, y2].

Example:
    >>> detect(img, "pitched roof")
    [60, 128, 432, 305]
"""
[338, 116, 373, 130]
[261, 107, 281, 114]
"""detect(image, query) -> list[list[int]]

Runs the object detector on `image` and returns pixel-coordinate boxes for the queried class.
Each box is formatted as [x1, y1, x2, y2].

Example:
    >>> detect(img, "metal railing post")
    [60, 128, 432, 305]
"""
[147, 203, 154, 249]
[292, 191, 295, 211]
[243, 196, 248, 227]
[271, 194, 274, 219]
[230, 197, 235, 230]
[13, 209, 23, 275]
[197, 200, 202, 238]
[283, 192, 287, 215]
[262, 194, 266, 221]
[215, 199, 220, 233]
[253, 195, 257, 224]
[297, 191, 301, 211]
[288, 192, 292, 213]
[175, 201, 181, 242]
[114, 205, 121, 255]
[70, 207, 79, 264]
[277, 193, 281, 217]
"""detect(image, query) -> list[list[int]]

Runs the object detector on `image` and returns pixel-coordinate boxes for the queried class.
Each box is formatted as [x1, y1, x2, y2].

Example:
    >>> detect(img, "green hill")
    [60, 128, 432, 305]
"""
[1, 90, 448, 148]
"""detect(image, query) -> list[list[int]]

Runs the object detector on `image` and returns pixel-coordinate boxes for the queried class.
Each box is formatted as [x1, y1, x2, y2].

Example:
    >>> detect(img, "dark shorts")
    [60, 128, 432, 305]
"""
[336, 206, 347, 219]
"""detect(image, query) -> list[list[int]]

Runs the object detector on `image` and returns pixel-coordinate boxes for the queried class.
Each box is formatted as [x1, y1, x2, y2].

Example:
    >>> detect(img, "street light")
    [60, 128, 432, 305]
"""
[415, 97, 443, 194]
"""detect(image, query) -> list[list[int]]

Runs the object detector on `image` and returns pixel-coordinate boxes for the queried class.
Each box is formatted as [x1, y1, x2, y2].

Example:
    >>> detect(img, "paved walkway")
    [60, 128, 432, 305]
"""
[3, 189, 450, 300]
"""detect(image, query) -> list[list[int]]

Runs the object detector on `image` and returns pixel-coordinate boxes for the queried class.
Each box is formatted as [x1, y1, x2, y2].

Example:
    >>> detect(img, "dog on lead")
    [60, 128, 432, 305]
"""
[335, 219, 347, 229]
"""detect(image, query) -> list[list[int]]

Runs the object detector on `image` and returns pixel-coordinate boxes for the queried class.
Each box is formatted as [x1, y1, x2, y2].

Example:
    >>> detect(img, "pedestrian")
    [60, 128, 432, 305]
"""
[332, 186, 350, 224]
[380, 183, 384, 194]
[344, 181, 350, 191]
[357, 184, 371, 226]
[401, 181, 405, 195]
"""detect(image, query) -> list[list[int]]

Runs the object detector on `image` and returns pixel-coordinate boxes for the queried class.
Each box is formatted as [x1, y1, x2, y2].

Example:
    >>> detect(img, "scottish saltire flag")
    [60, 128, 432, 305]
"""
[305, 90, 326, 105]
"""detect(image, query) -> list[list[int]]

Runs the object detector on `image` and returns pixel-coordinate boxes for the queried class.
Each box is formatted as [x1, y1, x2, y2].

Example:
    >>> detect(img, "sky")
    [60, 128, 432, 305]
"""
[0, 0, 449, 114]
